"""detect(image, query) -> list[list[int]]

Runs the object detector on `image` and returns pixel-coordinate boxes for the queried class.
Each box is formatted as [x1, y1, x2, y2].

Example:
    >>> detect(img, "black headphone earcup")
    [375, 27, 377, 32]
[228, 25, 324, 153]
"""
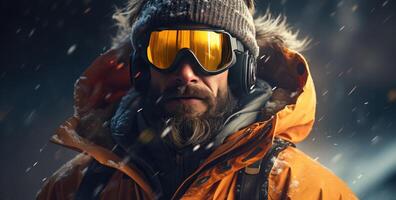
[130, 51, 150, 93]
[229, 51, 256, 96]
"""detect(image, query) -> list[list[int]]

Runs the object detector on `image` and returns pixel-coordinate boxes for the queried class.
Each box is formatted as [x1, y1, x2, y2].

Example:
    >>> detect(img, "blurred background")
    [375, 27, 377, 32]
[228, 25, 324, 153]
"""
[0, 0, 395, 199]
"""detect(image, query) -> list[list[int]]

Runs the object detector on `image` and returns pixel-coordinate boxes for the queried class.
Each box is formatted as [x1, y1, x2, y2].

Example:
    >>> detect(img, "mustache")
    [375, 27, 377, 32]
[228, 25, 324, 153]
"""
[159, 85, 212, 103]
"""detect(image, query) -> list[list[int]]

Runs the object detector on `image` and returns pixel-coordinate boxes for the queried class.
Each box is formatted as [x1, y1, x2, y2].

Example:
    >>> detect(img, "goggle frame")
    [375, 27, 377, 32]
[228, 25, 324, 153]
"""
[134, 27, 245, 75]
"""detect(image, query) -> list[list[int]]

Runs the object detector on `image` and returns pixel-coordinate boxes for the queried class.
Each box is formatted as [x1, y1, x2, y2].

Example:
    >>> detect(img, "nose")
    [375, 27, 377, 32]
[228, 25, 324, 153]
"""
[173, 60, 200, 85]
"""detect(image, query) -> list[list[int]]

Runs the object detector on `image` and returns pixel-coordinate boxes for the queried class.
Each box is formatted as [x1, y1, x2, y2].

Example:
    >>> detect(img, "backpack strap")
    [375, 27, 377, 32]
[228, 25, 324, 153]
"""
[235, 138, 295, 200]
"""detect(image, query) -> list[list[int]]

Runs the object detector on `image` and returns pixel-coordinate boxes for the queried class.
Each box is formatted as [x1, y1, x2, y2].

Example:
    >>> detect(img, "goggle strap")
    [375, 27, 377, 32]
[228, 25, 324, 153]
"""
[235, 39, 245, 52]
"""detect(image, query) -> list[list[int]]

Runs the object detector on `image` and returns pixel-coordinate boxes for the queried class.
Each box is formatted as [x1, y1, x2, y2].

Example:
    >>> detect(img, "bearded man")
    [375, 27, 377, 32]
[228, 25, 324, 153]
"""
[37, 0, 357, 199]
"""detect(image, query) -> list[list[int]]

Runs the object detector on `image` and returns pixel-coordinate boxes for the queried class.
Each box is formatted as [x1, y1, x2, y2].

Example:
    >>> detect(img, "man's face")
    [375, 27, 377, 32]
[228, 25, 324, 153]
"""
[146, 52, 234, 148]
[149, 57, 229, 118]
[142, 24, 237, 148]
[146, 24, 231, 118]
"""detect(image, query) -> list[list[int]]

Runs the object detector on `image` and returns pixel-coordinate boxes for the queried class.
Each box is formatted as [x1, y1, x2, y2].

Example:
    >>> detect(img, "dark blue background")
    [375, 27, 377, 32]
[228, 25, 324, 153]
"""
[1, 0, 395, 199]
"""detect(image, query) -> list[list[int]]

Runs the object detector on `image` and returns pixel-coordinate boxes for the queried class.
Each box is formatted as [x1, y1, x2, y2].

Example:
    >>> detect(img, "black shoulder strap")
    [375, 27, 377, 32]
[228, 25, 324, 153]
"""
[75, 160, 116, 200]
[235, 138, 295, 200]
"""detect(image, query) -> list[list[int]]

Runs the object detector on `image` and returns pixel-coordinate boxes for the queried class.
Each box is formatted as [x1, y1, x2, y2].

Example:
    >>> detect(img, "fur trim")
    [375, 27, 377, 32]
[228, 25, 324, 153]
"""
[111, 0, 146, 49]
[254, 11, 310, 53]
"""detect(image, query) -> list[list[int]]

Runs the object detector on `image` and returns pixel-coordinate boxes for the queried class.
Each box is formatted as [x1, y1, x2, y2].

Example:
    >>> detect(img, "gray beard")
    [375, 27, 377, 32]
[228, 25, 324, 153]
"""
[142, 87, 237, 149]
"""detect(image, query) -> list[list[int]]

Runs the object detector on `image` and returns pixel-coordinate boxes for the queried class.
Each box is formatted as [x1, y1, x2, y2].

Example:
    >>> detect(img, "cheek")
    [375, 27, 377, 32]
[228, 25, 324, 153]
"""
[204, 71, 229, 97]
[219, 72, 229, 91]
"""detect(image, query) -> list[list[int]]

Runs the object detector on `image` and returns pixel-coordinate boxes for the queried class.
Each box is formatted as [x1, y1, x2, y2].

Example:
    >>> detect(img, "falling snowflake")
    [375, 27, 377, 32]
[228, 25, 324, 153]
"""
[193, 144, 200, 152]
[205, 142, 214, 150]
[67, 44, 77, 55]
[289, 180, 300, 189]
[161, 126, 172, 138]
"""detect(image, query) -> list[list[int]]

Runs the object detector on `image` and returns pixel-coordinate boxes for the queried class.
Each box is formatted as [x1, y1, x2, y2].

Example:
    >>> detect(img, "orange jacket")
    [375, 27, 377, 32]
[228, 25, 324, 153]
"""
[37, 17, 358, 200]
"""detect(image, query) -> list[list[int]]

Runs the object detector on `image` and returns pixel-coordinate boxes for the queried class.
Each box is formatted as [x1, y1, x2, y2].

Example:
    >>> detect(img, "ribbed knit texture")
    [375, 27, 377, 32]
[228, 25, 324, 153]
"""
[131, 0, 259, 58]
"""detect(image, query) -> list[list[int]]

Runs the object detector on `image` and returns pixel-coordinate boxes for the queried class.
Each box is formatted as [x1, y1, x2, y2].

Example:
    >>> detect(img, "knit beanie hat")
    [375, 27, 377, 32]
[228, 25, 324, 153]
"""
[130, 0, 259, 58]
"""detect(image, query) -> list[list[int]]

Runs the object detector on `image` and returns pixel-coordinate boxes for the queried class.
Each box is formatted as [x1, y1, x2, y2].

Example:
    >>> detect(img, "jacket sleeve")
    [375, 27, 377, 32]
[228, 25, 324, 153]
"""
[267, 147, 358, 200]
[36, 154, 92, 200]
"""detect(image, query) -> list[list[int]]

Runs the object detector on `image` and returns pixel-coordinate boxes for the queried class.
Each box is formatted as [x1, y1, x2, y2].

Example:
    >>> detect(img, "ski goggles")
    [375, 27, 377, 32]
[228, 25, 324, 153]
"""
[135, 28, 244, 75]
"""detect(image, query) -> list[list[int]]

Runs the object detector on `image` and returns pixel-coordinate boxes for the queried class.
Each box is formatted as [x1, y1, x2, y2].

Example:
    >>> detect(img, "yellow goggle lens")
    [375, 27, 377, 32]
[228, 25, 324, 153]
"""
[146, 30, 232, 71]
